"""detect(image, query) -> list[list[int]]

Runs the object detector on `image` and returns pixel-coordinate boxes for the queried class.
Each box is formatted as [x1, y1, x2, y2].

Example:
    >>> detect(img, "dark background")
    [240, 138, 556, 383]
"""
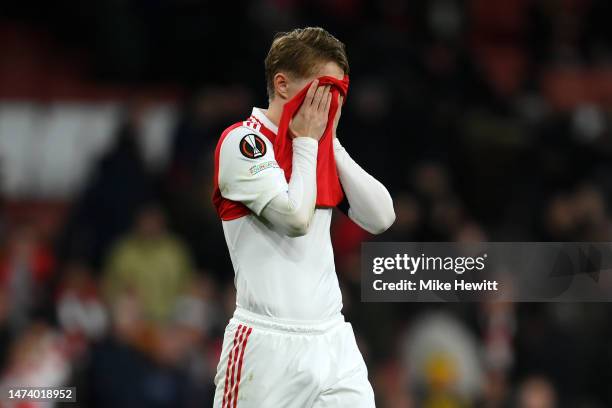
[1, 0, 612, 406]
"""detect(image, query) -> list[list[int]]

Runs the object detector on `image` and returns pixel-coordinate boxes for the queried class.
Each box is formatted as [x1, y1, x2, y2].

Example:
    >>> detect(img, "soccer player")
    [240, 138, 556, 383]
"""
[212, 27, 395, 407]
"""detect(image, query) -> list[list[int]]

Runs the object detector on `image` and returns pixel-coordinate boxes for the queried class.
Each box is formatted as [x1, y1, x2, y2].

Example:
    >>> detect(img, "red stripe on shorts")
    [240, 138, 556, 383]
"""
[223, 325, 244, 408]
[232, 326, 253, 408]
[227, 325, 249, 407]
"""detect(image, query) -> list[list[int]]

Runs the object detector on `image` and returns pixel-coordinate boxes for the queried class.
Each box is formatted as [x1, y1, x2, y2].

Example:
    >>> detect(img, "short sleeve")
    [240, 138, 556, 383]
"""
[218, 126, 288, 215]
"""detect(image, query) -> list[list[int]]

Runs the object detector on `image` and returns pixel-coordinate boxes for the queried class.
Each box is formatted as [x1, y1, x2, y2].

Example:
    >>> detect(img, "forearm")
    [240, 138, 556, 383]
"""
[334, 138, 395, 234]
[261, 137, 318, 236]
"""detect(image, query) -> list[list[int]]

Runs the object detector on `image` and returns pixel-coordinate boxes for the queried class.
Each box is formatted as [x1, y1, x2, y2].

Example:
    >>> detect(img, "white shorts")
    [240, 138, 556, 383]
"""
[213, 308, 376, 408]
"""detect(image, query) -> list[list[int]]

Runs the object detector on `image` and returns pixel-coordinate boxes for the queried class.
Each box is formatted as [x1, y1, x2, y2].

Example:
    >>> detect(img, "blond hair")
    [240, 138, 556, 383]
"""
[264, 27, 349, 98]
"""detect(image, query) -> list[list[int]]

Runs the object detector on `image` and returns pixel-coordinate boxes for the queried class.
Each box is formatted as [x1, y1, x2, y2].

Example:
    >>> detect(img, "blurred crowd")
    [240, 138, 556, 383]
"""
[2, 0, 612, 407]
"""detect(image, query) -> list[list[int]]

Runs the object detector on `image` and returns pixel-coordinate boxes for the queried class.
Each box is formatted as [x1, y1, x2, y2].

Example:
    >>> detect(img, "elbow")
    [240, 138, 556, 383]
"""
[285, 214, 311, 237]
[367, 210, 396, 235]
[364, 198, 396, 235]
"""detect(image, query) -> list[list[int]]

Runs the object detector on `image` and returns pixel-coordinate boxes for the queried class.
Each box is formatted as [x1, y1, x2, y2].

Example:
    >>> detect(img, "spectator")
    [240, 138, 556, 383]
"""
[403, 312, 484, 407]
[0, 323, 71, 390]
[88, 289, 189, 407]
[516, 376, 557, 408]
[103, 205, 194, 323]
[0, 222, 55, 332]
[56, 261, 108, 349]
[58, 103, 156, 267]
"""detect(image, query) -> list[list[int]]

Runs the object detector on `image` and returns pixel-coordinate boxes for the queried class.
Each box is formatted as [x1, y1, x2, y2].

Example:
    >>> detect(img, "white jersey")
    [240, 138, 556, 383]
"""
[217, 108, 343, 321]
[213, 104, 392, 407]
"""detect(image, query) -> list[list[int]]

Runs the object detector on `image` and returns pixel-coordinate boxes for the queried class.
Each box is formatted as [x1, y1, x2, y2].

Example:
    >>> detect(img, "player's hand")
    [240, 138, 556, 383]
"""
[290, 80, 332, 141]
[332, 95, 343, 138]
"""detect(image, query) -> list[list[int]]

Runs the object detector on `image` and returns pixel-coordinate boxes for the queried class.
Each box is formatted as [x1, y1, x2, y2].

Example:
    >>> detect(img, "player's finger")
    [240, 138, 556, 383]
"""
[304, 79, 318, 107]
[317, 86, 331, 111]
[323, 90, 332, 114]
[312, 85, 325, 109]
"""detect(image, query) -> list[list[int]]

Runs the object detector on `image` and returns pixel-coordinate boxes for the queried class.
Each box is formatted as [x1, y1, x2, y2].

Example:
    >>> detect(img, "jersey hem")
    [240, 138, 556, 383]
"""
[232, 307, 345, 335]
